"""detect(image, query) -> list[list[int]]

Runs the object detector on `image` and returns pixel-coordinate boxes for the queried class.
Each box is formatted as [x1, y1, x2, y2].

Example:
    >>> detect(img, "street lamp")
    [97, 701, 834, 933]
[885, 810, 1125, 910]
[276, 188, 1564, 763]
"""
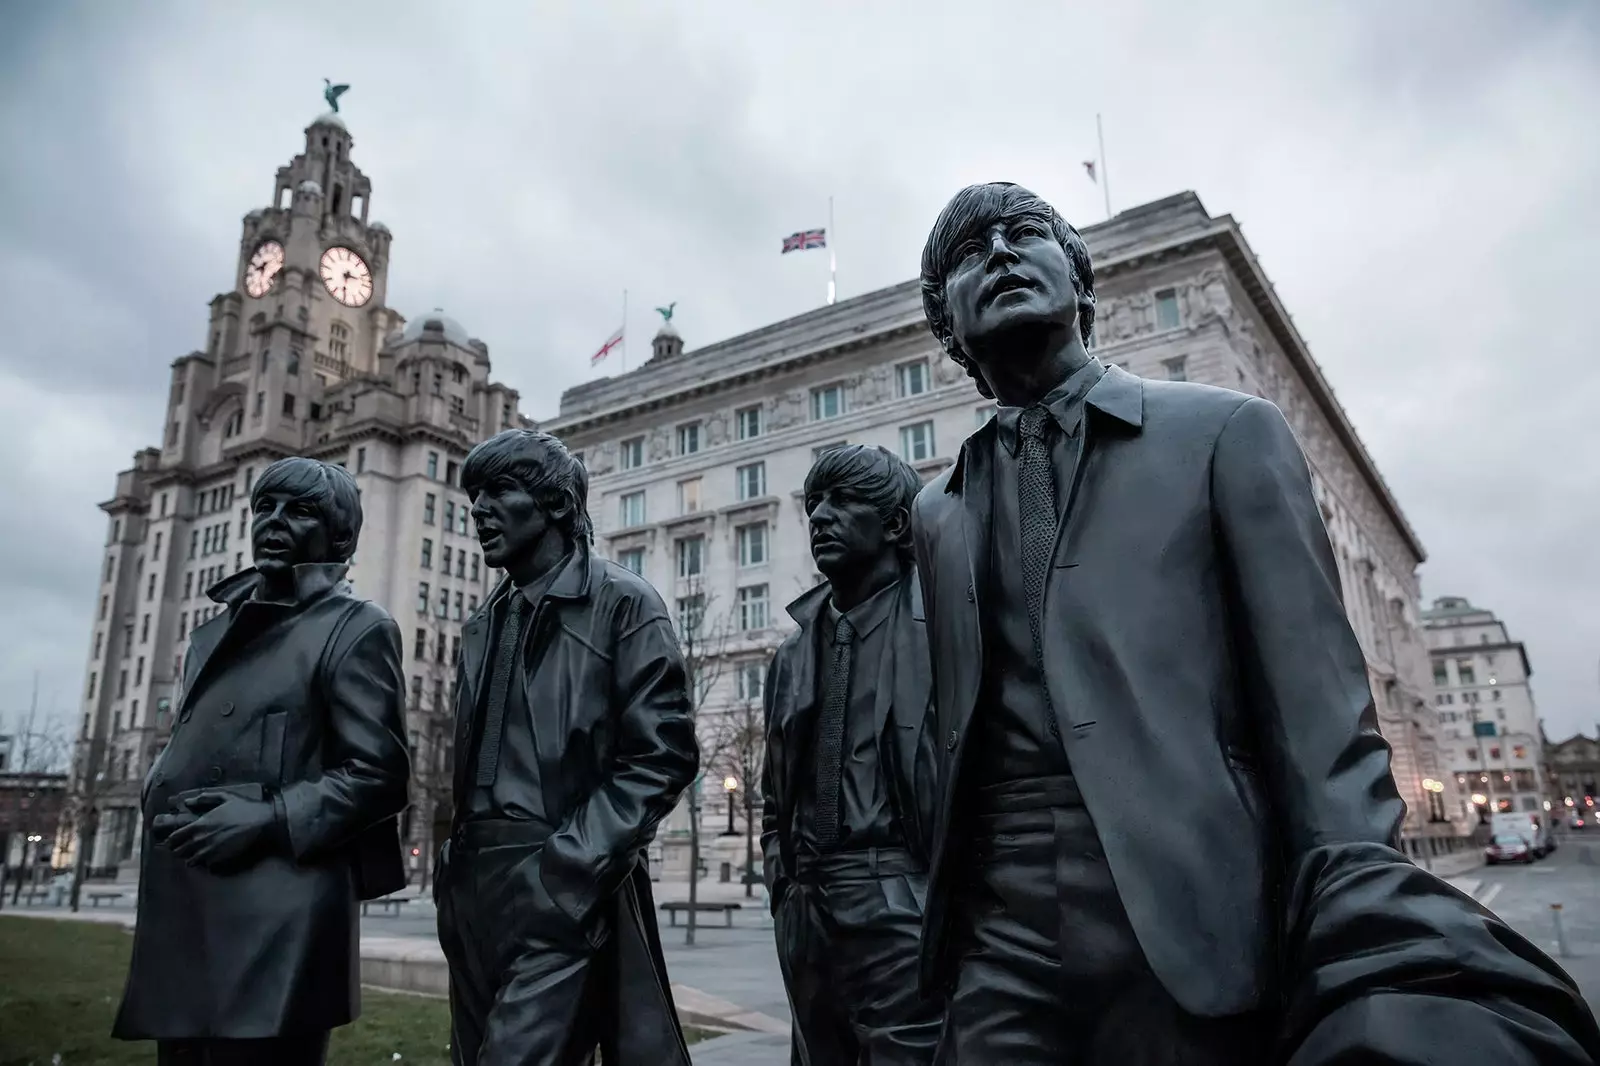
[723, 776, 739, 836]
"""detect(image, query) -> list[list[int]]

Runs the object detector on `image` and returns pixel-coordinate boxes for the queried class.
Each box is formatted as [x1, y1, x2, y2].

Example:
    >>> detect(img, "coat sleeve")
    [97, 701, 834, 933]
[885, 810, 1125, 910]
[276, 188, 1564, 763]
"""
[760, 649, 788, 913]
[277, 612, 411, 860]
[1212, 396, 1600, 1063]
[538, 593, 699, 931]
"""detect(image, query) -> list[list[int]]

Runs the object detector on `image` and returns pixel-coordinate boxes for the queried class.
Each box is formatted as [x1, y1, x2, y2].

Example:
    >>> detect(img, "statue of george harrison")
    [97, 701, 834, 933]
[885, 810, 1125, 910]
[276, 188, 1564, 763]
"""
[909, 182, 1600, 1064]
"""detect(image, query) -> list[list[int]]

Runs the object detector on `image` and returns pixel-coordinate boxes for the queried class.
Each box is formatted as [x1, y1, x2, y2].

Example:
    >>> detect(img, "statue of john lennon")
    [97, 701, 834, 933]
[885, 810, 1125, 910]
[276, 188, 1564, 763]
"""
[908, 181, 1600, 1064]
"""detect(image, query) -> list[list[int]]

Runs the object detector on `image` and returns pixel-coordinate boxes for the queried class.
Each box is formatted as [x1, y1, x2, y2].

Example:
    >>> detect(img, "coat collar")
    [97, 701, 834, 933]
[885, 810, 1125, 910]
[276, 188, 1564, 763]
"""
[481, 540, 594, 617]
[205, 563, 350, 608]
[946, 362, 1145, 496]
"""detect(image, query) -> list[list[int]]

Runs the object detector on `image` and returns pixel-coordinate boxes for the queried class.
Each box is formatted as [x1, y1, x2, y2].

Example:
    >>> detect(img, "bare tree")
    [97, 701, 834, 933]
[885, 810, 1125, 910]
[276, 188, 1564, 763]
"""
[702, 687, 768, 899]
[673, 577, 736, 946]
[405, 608, 461, 891]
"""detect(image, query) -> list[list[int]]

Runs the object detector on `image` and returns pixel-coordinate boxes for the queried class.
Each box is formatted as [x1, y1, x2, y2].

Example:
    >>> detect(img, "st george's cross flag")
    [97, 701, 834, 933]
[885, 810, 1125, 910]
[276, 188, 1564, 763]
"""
[782, 228, 827, 253]
[590, 325, 624, 365]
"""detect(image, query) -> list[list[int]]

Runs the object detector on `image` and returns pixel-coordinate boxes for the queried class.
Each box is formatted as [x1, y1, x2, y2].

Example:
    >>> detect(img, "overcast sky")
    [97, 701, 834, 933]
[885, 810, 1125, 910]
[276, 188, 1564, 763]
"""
[2, 2, 1598, 748]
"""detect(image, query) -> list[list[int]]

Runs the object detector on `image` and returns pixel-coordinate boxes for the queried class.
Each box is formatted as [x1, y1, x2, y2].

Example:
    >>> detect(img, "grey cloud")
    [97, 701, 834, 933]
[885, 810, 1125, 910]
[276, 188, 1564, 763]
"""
[1, 0, 1598, 739]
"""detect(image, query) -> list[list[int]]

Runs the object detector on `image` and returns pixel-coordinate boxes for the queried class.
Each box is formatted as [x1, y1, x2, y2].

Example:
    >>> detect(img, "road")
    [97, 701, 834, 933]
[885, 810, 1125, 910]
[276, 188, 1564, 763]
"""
[1450, 837, 1600, 1014]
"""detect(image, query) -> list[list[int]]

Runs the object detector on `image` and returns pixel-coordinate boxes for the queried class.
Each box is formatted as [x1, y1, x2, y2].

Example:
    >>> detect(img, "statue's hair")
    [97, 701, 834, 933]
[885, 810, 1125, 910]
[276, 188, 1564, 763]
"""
[251, 456, 363, 562]
[803, 444, 922, 563]
[920, 182, 1096, 400]
[461, 429, 593, 543]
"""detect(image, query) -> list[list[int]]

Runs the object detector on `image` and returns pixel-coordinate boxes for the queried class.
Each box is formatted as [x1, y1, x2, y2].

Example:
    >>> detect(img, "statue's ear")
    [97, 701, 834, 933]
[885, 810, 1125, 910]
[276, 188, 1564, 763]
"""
[884, 505, 911, 546]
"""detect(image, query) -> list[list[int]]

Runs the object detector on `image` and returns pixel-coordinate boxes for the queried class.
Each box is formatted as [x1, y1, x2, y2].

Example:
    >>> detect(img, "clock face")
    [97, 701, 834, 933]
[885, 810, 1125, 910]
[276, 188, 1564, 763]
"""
[319, 246, 373, 308]
[244, 241, 285, 298]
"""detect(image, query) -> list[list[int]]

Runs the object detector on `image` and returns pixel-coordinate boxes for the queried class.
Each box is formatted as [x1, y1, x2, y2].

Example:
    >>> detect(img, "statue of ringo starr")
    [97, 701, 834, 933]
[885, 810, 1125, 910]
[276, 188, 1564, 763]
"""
[761, 444, 943, 1065]
[436, 429, 699, 1066]
[114, 457, 411, 1066]
[911, 182, 1600, 1064]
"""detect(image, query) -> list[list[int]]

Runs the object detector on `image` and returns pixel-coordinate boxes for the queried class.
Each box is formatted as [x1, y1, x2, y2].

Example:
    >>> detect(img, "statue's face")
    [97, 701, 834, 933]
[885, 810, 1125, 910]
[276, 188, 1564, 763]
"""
[805, 482, 898, 581]
[469, 473, 553, 572]
[251, 489, 335, 574]
[942, 213, 1078, 360]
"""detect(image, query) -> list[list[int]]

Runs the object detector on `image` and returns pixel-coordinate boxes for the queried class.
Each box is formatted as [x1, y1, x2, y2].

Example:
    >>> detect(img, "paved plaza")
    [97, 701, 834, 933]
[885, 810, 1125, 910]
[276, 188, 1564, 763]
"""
[10, 842, 1600, 1063]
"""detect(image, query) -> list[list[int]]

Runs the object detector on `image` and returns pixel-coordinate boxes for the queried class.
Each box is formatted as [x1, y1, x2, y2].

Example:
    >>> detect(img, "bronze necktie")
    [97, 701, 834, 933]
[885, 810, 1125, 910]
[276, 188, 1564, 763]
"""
[475, 593, 529, 787]
[812, 614, 856, 850]
[1017, 407, 1063, 742]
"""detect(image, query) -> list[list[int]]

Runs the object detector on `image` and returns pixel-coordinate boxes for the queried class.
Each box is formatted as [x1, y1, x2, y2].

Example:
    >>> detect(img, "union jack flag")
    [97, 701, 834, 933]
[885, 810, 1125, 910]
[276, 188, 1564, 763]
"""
[781, 228, 827, 254]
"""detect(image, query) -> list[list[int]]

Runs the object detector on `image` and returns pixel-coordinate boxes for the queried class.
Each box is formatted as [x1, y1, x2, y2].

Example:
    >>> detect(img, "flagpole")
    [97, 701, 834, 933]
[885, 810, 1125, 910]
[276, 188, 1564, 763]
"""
[621, 288, 628, 373]
[827, 195, 837, 306]
[1096, 113, 1112, 219]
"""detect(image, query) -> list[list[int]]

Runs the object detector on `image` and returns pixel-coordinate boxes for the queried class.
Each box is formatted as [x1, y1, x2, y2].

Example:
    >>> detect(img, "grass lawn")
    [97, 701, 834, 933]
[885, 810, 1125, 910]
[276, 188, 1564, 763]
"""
[0, 916, 714, 1065]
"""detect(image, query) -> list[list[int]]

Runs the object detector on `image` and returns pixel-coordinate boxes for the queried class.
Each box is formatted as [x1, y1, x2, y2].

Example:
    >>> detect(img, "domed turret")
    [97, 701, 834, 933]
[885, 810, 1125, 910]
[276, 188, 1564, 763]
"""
[297, 178, 323, 197]
[651, 303, 684, 362]
[397, 308, 471, 348]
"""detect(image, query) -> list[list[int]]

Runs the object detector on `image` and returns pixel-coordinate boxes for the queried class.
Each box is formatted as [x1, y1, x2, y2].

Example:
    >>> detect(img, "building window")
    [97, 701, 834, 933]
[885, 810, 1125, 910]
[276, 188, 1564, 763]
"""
[1162, 356, 1187, 381]
[736, 405, 763, 440]
[677, 478, 702, 515]
[436, 589, 449, 619]
[468, 595, 479, 615]
[135, 656, 144, 686]
[117, 670, 128, 699]
[470, 554, 480, 580]
[617, 548, 645, 575]
[427, 452, 440, 479]
[282, 393, 297, 416]
[330, 321, 349, 359]
[177, 613, 186, 639]
[140, 614, 150, 643]
[147, 573, 157, 600]
[619, 491, 646, 527]
[457, 507, 469, 535]
[253, 391, 264, 417]
[1433, 662, 1449, 685]
[93, 631, 103, 657]
[812, 441, 847, 459]
[620, 437, 645, 470]
[103, 555, 115, 583]
[414, 628, 427, 659]
[444, 500, 455, 530]
[424, 494, 437, 525]
[736, 661, 765, 701]
[87, 672, 96, 699]
[441, 545, 453, 575]
[1154, 288, 1180, 330]
[811, 384, 845, 421]
[447, 460, 459, 486]
[738, 584, 770, 631]
[897, 360, 929, 397]
[99, 595, 108, 620]
[417, 582, 429, 613]
[152, 532, 162, 561]
[420, 539, 433, 569]
[737, 523, 768, 567]
[677, 422, 701, 455]
[1457, 659, 1476, 685]
[677, 536, 705, 578]
[900, 421, 935, 462]
[675, 594, 706, 637]
[454, 592, 464, 621]
[456, 551, 466, 578]
[356, 446, 367, 473]
[736, 462, 766, 501]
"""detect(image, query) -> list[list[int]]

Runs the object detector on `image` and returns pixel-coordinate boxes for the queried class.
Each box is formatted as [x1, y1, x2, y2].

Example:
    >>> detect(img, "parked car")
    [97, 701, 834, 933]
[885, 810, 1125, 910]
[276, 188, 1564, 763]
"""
[1485, 834, 1534, 865]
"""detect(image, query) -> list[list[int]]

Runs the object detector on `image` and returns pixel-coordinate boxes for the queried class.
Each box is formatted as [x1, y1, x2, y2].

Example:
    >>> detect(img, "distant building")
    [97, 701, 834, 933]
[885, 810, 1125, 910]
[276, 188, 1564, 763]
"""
[545, 191, 1465, 862]
[0, 734, 12, 773]
[1543, 732, 1600, 824]
[71, 109, 527, 880]
[1, 772, 69, 872]
[1421, 596, 1550, 824]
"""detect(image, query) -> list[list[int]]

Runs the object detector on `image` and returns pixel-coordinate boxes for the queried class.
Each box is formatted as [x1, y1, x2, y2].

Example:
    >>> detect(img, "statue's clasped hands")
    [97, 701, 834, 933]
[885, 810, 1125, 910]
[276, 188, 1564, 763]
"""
[152, 791, 277, 869]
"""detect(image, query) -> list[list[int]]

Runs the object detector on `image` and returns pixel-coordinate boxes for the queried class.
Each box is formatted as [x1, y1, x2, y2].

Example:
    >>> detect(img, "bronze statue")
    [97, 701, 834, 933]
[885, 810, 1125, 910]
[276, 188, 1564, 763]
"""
[911, 182, 1600, 1063]
[437, 429, 698, 1066]
[322, 79, 349, 112]
[762, 445, 943, 1064]
[114, 457, 410, 1066]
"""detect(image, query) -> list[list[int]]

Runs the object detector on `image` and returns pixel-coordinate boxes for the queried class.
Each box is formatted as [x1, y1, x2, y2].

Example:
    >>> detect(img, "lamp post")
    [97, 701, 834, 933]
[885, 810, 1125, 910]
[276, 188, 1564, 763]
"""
[723, 776, 739, 836]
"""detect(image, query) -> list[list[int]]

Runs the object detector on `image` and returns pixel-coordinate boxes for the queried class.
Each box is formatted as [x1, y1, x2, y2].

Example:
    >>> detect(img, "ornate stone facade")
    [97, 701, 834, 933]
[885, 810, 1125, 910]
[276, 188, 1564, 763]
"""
[544, 191, 1463, 860]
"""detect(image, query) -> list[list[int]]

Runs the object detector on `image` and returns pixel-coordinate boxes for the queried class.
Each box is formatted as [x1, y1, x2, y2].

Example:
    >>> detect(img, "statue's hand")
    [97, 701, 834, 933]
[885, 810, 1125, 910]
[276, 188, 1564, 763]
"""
[164, 793, 278, 870]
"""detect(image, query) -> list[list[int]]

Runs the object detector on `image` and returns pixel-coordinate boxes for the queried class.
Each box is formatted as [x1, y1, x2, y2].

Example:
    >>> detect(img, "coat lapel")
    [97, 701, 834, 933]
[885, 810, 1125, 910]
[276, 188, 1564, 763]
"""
[946, 424, 994, 747]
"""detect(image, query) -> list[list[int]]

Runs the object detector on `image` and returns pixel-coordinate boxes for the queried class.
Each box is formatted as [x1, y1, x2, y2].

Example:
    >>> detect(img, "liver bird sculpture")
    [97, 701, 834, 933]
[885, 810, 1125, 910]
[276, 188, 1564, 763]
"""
[655, 302, 676, 322]
[323, 79, 350, 112]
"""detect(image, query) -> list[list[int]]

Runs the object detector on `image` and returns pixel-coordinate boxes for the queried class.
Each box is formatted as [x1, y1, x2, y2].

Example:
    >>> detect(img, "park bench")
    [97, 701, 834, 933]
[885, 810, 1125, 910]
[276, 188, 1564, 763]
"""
[361, 896, 414, 917]
[87, 891, 125, 908]
[659, 901, 741, 928]
[20, 889, 51, 905]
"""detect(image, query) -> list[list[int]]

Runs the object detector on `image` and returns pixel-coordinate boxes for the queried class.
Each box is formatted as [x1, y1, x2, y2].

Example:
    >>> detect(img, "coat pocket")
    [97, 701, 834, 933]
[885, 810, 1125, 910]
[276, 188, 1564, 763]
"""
[260, 711, 288, 783]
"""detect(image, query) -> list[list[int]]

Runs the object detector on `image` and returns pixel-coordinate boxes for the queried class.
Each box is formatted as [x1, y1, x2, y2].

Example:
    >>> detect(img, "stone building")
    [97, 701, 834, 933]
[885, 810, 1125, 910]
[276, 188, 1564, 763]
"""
[72, 110, 525, 880]
[1421, 596, 1550, 825]
[543, 191, 1466, 865]
[1543, 732, 1600, 826]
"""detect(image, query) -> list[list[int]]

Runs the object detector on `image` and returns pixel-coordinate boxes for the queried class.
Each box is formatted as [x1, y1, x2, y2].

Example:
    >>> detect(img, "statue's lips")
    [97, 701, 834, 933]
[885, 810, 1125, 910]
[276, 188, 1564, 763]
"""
[982, 274, 1035, 306]
[478, 531, 503, 549]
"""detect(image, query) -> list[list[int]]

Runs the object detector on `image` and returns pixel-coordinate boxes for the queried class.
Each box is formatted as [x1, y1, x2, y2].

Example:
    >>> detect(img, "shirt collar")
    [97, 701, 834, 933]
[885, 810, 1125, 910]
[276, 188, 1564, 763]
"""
[209, 563, 351, 607]
[995, 358, 1106, 457]
[825, 576, 901, 640]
